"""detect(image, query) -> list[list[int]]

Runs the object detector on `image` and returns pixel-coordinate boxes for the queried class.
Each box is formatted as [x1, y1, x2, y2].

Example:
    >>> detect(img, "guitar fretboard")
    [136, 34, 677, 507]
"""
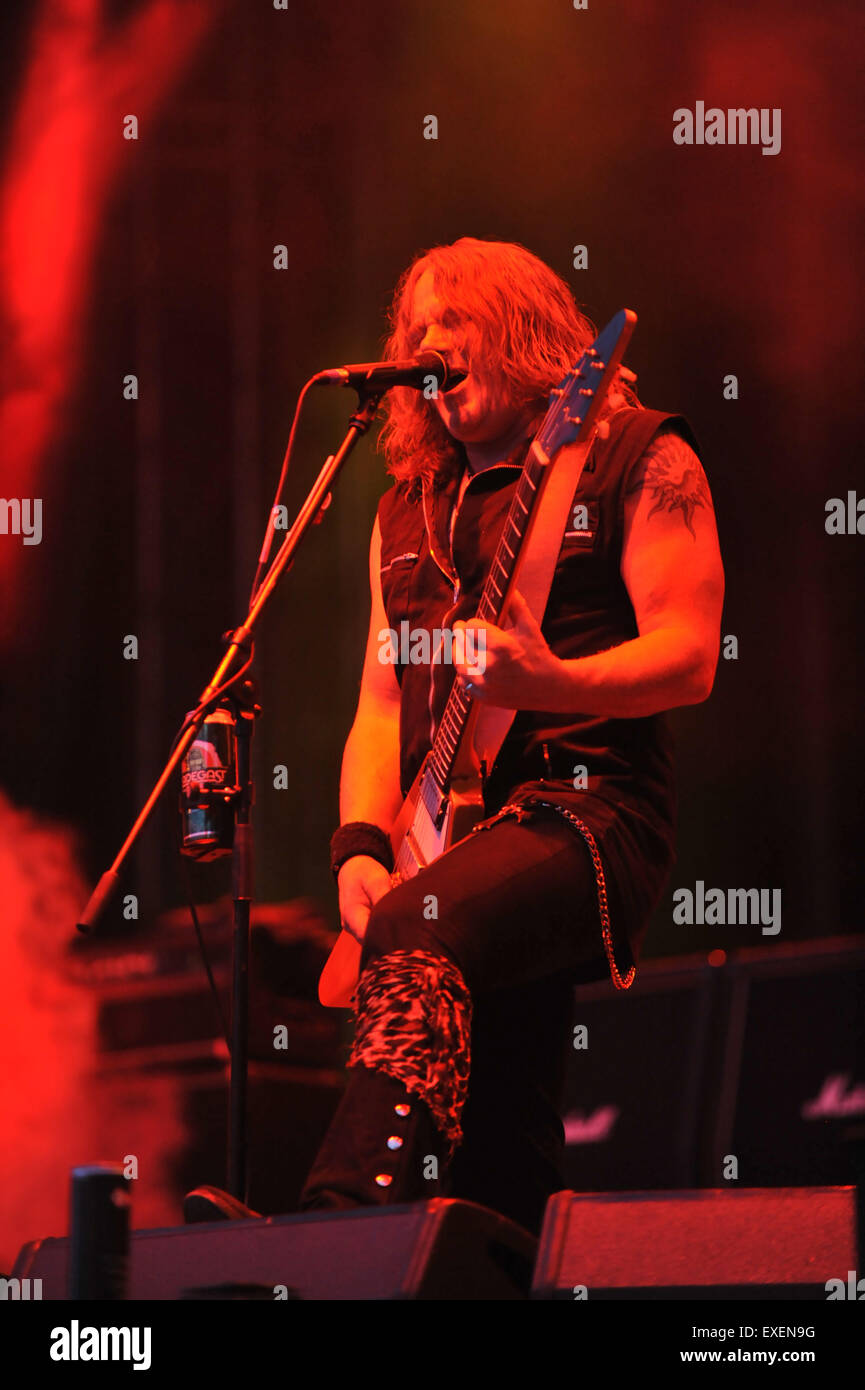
[426, 438, 546, 789]
[422, 303, 638, 798]
[426, 343, 610, 792]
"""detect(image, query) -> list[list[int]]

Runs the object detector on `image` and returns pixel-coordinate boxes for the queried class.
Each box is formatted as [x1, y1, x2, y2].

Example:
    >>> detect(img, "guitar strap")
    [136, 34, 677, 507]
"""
[466, 430, 599, 776]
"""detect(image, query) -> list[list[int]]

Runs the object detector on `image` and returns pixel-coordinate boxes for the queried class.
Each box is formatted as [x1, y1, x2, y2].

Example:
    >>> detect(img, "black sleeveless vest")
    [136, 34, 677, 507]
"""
[376, 406, 699, 969]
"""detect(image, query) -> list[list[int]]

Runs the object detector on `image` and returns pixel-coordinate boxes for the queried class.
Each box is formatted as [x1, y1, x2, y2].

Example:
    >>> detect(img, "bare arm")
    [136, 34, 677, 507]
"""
[339, 514, 404, 828]
[551, 428, 725, 715]
[456, 428, 725, 717]
[336, 515, 403, 944]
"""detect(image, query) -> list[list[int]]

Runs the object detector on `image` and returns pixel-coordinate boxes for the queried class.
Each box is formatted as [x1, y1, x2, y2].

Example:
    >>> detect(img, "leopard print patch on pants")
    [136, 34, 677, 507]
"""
[349, 949, 472, 1158]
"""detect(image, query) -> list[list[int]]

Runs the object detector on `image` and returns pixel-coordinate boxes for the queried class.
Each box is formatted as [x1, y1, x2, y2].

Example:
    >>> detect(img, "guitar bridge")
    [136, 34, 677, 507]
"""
[420, 766, 448, 833]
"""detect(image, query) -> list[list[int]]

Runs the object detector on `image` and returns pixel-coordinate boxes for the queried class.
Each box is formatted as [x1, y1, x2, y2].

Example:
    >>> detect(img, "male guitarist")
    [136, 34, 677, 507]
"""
[299, 237, 724, 1235]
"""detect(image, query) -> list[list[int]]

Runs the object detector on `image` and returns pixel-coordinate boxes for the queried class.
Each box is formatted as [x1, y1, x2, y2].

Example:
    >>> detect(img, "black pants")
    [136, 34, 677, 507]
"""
[358, 808, 616, 1235]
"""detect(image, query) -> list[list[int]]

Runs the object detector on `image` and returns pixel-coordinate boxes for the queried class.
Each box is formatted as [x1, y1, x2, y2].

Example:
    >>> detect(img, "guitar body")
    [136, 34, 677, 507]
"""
[318, 310, 637, 1008]
[391, 761, 485, 879]
[317, 751, 486, 1008]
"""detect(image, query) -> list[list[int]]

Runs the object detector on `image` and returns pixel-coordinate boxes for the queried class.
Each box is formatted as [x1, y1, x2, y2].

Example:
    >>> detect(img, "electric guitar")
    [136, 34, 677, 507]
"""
[319, 310, 636, 1007]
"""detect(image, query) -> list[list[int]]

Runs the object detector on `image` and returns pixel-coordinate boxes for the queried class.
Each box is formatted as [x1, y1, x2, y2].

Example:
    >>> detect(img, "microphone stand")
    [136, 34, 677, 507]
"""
[77, 388, 383, 1203]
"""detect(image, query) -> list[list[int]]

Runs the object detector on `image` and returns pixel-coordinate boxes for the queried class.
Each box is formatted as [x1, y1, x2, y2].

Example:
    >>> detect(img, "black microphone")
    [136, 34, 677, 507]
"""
[314, 350, 467, 393]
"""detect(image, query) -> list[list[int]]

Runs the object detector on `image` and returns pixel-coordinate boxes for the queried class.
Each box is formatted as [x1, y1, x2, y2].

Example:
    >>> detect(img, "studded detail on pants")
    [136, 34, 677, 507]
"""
[348, 949, 473, 1159]
[299, 950, 472, 1211]
[298, 1063, 450, 1211]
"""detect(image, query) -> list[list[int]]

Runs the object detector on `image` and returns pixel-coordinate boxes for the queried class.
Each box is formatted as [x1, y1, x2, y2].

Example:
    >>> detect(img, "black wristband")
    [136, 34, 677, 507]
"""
[330, 821, 394, 881]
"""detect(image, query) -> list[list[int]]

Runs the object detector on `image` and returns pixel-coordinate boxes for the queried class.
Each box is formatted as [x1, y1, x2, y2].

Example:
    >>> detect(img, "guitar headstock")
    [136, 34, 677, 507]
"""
[537, 309, 637, 459]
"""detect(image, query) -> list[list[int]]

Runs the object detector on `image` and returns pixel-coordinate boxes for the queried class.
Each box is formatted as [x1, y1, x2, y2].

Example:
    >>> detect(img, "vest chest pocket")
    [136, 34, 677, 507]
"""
[379, 551, 419, 628]
[559, 499, 601, 555]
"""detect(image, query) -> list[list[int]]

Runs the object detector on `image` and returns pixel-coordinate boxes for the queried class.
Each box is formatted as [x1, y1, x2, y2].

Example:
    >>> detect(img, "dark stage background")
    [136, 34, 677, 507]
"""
[0, 1, 863, 1263]
[2, 0, 861, 944]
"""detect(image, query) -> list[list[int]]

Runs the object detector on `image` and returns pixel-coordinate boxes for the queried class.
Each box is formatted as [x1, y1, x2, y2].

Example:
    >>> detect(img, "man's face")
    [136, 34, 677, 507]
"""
[406, 270, 530, 446]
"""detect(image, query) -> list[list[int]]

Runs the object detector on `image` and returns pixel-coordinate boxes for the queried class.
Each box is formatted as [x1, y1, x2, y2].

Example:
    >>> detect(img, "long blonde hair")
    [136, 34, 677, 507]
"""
[377, 237, 637, 495]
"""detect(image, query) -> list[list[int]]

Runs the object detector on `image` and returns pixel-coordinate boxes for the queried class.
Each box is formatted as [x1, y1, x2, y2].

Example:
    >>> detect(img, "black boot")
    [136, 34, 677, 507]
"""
[299, 1064, 450, 1211]
[183, 1186, 261, 1224]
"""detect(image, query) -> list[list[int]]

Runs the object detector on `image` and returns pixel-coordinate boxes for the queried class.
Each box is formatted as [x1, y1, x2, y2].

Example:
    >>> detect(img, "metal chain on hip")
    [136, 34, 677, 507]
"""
[473, 798, 636, 991]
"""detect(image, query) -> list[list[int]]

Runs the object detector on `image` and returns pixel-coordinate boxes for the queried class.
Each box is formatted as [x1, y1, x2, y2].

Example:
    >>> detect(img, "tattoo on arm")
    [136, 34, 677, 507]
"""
[625, 431, 710, 539]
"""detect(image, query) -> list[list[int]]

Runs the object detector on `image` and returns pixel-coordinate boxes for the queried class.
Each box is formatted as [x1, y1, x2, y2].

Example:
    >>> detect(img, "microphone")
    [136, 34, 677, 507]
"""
[314, 350, 467, 394]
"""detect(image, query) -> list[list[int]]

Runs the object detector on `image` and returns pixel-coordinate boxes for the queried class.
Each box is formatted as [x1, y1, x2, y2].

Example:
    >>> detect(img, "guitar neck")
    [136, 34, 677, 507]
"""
[423, 310, 635, 796]
[427, 437, 549, 792]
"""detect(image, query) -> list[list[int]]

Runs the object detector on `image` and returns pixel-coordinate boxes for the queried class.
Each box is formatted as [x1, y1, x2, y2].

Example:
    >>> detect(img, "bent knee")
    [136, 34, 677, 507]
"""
[361, 884, 457, 969]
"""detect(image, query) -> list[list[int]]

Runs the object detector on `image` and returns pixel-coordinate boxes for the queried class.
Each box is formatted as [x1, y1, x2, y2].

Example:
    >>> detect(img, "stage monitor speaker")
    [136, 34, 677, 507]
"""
[708, 937, 865, 1188]
[561, 955, 719, 1191]
[12, 1198, 536, 1301]
[531, 1186, 858, 1299]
